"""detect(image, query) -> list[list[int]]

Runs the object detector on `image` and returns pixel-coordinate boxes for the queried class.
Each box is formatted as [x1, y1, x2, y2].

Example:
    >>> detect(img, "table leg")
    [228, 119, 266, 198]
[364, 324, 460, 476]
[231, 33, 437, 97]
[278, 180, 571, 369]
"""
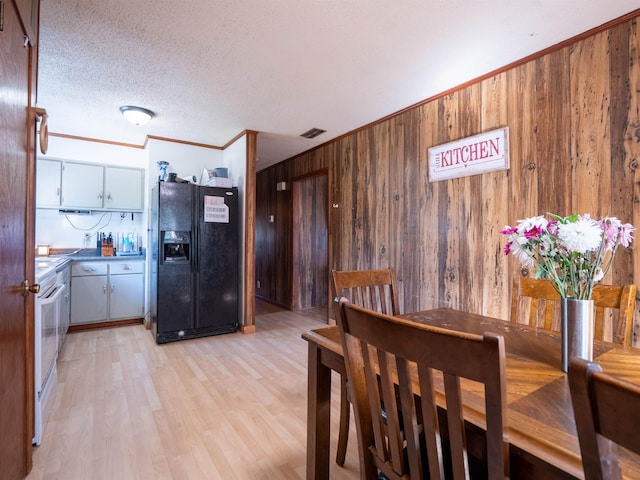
[307, 342, 332, 480]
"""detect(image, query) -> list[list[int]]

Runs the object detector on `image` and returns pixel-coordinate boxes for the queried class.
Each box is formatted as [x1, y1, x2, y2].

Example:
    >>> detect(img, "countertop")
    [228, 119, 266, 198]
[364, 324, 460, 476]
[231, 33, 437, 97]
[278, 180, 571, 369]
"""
[48, 248, 146, 261]
[35, 249, 145, 282]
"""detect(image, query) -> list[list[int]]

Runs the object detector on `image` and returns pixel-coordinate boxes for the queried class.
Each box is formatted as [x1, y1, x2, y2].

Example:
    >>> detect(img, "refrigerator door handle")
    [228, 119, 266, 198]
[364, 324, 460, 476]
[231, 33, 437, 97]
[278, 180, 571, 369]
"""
[192, 230, 197, 273]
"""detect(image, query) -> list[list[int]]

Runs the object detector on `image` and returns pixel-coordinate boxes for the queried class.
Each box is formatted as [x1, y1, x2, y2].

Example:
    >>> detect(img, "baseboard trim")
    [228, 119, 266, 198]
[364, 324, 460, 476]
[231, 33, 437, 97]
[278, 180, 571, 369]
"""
[68, 318, 144, 333]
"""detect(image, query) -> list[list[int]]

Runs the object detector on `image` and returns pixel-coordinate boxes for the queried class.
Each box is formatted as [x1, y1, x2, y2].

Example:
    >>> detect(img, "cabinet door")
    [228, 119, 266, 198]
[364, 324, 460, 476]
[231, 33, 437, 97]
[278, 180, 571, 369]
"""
[70, 275, 108, 324]
[104, 167, 144, 211]
[61, 162, 104, 208]
[109, 274, 144, 319]
[36, 158, 62, 207]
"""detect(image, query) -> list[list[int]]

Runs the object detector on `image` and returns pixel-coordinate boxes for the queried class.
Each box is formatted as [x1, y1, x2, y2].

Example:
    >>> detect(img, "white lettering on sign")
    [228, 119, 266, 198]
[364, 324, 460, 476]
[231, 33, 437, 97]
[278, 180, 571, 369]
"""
[428, 127, 509, 182]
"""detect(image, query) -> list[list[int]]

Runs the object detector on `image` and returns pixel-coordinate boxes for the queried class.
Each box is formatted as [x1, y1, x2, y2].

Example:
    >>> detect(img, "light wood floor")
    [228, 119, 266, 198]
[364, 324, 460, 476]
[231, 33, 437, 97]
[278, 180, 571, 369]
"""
[27, 303, 359, 480]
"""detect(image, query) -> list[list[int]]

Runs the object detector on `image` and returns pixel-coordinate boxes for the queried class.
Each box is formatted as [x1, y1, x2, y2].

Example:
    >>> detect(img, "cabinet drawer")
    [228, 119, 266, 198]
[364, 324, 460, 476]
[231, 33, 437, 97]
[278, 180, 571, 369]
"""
[71, 262, 108, 276]
[110, 261, 144, 275]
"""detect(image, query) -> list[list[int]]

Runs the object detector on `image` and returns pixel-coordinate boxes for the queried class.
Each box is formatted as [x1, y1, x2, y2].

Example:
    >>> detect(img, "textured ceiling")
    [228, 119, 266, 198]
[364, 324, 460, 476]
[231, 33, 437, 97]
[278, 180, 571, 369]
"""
[37, 1, 640, 170]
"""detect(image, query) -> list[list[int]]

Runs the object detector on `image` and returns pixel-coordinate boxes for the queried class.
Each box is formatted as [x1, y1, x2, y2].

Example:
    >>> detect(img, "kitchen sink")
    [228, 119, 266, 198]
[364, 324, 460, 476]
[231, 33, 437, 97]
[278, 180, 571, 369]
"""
[69, 249, 101, 257]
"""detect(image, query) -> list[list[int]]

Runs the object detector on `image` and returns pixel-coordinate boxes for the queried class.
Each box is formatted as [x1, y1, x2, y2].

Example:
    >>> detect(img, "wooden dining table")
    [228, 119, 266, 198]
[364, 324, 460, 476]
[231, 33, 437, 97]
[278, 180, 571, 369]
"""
[302, 308, 640, 480]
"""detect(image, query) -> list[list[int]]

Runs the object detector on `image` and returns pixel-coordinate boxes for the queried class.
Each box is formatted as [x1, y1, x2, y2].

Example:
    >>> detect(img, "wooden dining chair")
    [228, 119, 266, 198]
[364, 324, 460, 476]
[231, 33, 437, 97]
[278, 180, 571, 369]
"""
[337, 299, 509, 479]
[569, 357, 640, 480]
[510, 276, 636, 345]
[510, 276, 561, 330]
[591, 283, 636, 346]
[330, 268, 400, 466]
[331, 268, 400, 319]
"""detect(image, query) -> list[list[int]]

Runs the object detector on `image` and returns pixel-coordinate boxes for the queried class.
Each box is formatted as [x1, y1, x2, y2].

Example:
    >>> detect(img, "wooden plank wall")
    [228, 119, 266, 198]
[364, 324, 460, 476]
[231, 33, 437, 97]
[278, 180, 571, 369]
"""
[255, 16, 640, 342]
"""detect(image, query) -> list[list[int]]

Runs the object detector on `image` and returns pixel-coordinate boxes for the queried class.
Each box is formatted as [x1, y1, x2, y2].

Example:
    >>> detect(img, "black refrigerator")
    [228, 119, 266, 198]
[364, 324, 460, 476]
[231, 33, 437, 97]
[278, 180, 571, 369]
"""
[150, 181, 239, 344]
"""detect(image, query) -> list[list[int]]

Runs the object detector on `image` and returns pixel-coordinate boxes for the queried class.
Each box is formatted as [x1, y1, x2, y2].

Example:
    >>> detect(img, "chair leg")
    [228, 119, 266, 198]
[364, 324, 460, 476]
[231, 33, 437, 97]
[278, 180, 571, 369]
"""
[336, 375, 350, 466]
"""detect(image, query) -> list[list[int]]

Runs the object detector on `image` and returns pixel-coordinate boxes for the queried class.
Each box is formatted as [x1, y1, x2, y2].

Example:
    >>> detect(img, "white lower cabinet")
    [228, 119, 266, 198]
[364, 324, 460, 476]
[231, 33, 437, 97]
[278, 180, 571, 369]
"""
[71, 260, 144, 325]
[109, 261, 144, 320]
[70, 262, 108, 324]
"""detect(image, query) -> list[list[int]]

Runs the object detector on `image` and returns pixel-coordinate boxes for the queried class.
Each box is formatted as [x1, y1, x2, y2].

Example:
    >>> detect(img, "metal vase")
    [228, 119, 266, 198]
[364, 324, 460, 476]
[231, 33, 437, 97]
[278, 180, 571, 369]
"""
[561, 298, 594, 372]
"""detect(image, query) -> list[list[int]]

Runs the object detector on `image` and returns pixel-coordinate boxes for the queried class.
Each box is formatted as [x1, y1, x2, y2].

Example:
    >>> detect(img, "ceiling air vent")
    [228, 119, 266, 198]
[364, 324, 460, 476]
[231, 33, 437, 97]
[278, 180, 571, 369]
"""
[300, 128, 326, 139]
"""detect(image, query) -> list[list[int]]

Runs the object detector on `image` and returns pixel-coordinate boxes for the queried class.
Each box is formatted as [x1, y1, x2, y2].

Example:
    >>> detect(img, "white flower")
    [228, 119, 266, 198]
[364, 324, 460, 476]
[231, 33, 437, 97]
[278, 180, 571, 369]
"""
[516, 215, 548, 235]
[557, 218, 602, 254]
[537, 234, 557, 257]
[510, 237, 535, 266]
[593, 268, 604, 283]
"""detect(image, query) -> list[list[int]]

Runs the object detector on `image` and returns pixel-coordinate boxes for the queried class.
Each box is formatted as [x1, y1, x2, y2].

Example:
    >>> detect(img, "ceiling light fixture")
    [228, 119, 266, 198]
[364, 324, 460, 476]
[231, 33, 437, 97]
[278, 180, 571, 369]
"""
[119, 105, 155, 125]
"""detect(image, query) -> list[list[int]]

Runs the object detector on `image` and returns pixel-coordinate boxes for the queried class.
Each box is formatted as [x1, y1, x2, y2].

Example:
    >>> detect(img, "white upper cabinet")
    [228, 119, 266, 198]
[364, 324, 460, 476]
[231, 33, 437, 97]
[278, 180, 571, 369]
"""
[104, 167, 144, 210]
[36, 158, 62, 207]
[61, 162, 104, 208]
[38, 159, 145, 211]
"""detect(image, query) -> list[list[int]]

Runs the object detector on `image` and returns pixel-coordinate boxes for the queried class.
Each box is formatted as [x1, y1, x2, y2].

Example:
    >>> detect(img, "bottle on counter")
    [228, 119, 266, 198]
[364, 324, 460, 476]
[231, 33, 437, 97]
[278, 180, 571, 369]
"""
[130, 232, 139, 253]
[120, 232, 131, 253]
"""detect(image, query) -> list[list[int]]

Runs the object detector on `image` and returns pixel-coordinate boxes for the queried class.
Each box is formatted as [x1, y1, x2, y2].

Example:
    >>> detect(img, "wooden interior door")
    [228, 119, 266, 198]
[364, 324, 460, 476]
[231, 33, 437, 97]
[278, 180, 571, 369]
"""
[291, 173, 328, 310]
[0, 0, 38, 477]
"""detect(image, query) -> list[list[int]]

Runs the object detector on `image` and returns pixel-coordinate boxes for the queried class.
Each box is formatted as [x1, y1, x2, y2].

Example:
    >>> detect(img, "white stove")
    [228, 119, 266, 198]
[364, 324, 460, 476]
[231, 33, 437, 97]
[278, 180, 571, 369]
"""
[33, 256, 69, 445]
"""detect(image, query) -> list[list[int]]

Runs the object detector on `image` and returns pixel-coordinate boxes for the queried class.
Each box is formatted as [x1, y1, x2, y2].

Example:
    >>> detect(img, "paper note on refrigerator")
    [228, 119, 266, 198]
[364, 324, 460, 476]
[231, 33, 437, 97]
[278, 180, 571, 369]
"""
[204, 196, 229, 223]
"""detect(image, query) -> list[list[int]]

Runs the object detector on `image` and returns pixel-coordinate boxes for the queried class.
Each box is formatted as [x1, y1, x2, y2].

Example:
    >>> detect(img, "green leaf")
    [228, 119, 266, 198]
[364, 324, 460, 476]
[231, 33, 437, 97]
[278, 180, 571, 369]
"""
[546, 212, 564, 222]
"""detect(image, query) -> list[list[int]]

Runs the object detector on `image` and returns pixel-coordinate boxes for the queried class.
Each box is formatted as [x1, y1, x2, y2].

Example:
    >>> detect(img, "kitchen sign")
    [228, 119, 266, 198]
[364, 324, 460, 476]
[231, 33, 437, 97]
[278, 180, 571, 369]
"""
[428, 127, 509, 182]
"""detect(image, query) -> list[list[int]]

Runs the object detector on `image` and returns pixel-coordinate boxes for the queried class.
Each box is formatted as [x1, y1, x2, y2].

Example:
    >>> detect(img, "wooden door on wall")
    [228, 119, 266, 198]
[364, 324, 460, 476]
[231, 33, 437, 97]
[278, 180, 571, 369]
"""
[1, 0, 38, 477]
[291, 173, 328, 310]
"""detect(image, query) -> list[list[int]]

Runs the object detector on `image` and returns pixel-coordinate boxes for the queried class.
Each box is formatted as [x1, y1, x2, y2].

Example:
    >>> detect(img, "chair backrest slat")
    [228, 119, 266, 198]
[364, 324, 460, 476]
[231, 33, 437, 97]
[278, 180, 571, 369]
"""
[337, 299, 509, 480]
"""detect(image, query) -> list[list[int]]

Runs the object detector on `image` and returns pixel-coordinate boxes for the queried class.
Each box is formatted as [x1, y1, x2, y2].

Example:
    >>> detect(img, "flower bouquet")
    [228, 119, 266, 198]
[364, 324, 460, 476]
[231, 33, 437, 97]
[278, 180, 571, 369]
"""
[501, 213, 634, 299]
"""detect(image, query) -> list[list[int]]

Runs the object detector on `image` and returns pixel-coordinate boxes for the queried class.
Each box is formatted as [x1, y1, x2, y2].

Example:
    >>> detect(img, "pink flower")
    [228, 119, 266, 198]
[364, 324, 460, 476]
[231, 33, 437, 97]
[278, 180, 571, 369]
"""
[619, 223, 635, 248]
[524, 226, 544, 239]
[600, 217, 622, 251]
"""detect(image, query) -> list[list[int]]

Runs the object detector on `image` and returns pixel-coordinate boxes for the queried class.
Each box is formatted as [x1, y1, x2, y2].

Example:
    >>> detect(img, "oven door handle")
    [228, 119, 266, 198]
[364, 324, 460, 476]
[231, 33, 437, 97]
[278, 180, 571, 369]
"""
[39, 284, 65, 306]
